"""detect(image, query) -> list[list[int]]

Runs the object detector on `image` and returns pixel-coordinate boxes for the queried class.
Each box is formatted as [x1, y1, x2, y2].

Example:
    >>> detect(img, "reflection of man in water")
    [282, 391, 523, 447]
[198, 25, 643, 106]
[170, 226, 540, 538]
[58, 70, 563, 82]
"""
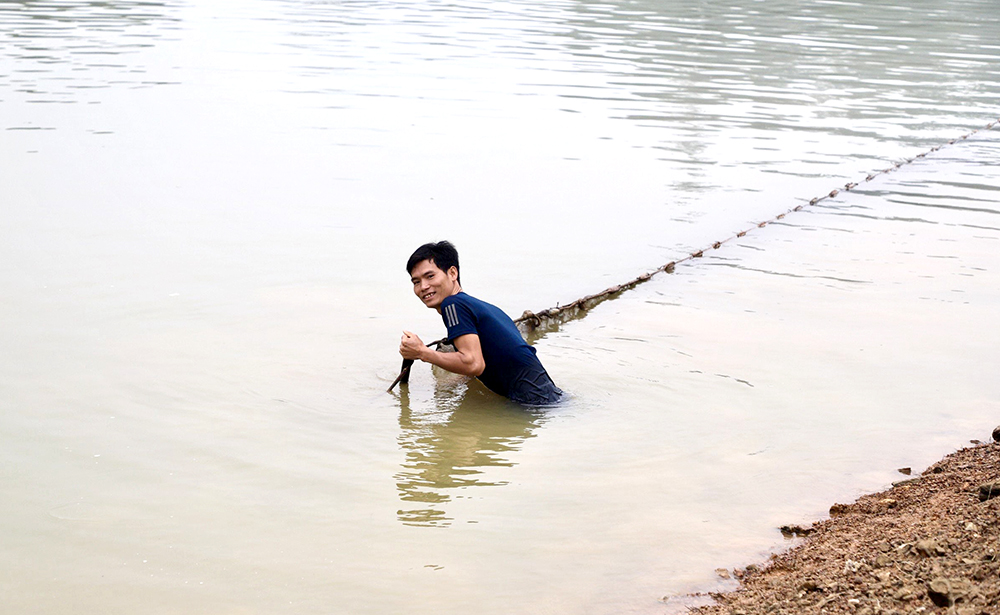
[399, 240, 563, 405]
[395, 383, 546, 527]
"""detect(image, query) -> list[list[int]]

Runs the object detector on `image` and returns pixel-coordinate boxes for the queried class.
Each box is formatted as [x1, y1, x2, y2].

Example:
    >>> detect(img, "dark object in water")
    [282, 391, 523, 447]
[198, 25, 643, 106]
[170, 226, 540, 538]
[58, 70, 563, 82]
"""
[387, 358, 415, 392]
[780, 524, 815, 538]
[387, 338, 446, 392]
[993, 425, 1000, 442]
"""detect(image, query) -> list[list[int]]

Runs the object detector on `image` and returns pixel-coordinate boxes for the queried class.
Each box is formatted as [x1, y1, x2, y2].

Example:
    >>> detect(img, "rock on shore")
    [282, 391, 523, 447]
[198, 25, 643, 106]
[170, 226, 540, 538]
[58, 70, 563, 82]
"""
[693, 441, 1000, 615]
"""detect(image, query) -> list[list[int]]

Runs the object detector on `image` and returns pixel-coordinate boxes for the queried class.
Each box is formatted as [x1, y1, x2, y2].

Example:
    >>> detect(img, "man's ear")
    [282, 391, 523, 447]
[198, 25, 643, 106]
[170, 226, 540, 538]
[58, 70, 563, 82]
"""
[447, 266, 459, 281]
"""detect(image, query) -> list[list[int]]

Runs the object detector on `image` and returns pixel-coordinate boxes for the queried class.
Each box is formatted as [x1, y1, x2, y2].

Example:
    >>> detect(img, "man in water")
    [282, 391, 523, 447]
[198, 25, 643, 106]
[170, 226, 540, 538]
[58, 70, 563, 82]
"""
[399, 240, 563, 405]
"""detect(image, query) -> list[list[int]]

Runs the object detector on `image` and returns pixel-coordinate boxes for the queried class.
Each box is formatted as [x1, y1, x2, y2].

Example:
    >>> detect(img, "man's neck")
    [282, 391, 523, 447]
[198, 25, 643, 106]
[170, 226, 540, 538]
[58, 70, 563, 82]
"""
[435, 286, 463, 313]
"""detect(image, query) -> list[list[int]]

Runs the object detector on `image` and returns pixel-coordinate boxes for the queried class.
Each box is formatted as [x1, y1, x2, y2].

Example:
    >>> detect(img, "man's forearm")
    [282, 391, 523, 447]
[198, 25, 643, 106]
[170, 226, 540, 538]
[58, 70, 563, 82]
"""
[419, 346, 485, 377]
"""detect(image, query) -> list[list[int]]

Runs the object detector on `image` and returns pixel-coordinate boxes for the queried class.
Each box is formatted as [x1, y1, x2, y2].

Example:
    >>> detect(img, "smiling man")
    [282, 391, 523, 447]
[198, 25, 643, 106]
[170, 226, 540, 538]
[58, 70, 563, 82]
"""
[400, 240, 563, 405]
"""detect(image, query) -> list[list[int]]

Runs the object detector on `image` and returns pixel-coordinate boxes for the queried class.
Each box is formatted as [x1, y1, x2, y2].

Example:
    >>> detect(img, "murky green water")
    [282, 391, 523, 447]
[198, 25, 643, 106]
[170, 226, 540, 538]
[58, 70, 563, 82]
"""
[2, 1, 999, 613]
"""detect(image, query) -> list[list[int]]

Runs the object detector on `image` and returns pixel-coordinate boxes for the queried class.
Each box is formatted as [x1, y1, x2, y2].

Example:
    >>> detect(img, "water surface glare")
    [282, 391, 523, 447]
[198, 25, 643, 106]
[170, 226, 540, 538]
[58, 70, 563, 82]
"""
[2, 0, 999, 613]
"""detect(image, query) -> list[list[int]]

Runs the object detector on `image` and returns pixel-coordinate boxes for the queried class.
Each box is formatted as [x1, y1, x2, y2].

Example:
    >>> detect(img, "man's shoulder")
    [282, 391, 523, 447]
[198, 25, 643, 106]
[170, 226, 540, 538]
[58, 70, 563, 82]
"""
[440, 293, 481, 332]
[442, 292, 509, 322]
[442, 292, 486, 309]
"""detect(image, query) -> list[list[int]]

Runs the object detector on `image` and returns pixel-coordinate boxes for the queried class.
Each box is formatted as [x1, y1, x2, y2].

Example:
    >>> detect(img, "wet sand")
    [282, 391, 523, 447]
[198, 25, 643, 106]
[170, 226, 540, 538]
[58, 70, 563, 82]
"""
[690, 432, 1000, 615]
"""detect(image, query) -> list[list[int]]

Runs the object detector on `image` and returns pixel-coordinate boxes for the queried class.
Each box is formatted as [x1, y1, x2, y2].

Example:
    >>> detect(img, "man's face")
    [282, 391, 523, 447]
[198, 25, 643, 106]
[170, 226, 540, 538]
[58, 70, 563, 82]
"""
[410, 259, 459, 310]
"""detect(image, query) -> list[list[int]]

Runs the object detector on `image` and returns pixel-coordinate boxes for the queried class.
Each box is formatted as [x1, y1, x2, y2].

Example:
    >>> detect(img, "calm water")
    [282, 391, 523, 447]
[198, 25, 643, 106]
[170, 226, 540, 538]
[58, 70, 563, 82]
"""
[2, 0, 999, 613]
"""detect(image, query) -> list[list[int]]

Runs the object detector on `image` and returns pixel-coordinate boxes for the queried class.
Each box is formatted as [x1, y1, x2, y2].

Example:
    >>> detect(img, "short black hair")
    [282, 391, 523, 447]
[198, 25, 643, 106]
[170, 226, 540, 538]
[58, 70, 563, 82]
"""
[406, 240, 461, 284]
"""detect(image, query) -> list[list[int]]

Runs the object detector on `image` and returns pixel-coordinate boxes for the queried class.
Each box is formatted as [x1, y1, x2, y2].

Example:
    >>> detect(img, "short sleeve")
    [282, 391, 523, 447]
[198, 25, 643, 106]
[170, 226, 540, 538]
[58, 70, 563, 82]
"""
[441, 298, 477, 340]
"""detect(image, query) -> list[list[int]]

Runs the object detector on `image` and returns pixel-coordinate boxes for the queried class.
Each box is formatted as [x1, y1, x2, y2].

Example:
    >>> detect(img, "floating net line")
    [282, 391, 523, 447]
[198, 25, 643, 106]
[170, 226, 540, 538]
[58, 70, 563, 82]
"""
[512, 117, 1000, 336]
[390, 118, 998, 391]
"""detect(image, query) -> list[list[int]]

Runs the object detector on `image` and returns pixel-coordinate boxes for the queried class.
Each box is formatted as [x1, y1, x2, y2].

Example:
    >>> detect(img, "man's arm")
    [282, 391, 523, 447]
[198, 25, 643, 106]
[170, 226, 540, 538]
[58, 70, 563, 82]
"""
[400, 331, 485, 377]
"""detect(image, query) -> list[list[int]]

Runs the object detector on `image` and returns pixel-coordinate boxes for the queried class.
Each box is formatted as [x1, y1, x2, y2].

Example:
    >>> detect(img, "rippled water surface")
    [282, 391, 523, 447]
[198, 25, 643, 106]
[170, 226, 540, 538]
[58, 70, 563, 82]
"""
[2, 1, 999, 613]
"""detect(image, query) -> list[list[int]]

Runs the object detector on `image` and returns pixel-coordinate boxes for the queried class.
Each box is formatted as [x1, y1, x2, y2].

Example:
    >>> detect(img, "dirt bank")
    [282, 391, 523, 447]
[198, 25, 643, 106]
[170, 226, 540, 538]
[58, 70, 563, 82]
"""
[691, 438, 1000, 615]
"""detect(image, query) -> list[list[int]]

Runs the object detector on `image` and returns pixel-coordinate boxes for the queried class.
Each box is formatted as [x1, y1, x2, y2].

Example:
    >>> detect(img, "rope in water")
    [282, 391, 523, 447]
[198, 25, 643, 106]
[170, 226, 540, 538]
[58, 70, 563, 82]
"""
[512, 118, 1000, 334]
[389, 119, 998, 391]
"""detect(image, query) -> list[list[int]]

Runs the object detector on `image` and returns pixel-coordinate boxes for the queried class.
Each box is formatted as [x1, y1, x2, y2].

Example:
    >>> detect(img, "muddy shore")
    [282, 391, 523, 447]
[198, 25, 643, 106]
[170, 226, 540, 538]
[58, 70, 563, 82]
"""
[689, 435, 1000, 615]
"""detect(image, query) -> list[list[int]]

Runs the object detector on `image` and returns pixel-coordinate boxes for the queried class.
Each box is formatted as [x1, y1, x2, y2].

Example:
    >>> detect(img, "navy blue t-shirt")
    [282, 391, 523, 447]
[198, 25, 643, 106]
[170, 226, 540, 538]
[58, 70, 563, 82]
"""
[439, 292, 553, 400]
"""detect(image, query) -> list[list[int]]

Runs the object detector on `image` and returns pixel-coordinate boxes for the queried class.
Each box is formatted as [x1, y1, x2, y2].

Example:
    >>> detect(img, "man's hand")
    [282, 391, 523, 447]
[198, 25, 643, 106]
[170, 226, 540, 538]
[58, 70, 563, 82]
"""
[398, 331, 485, 378]
[399, 331, 428, 361]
